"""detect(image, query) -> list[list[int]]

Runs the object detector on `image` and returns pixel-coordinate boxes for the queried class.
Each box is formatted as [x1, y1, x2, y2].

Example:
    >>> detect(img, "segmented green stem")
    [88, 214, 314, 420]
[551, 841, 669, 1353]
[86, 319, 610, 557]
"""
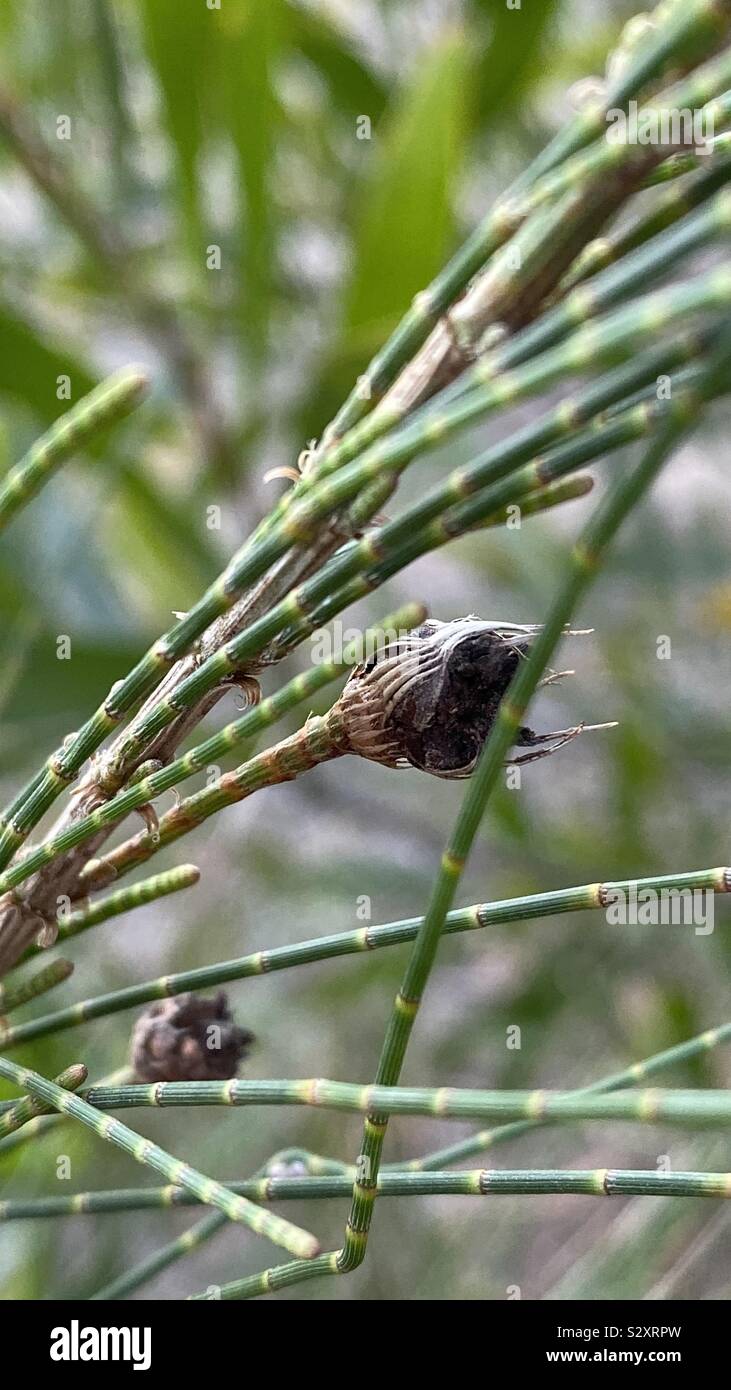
[93, 1209, 225, 1300]
[330, 332, 731, 1267]
[521, 43, 731, 208]
[5, 1011, 731, 1229]
[406, 1019, 731, 1170]
[562, 153, 731, 289]
[0, 607, 424, 897]
[2, 19, 729, 881]
[2, 6, 730, 1308]
[0, 1066, 131, 1156]
[80, 275, 731, 745]
[340, 401, 698, 1273]
[89, 1147, 335, 1302]
[70, 382, 708, 889]
[257, 259, 731, 546]
[0, 1057, 318, 1259]
[527, 0, 731, 176]
[0, 486, 600, 894]
[3, 865, 726, 1050]
[370, 150, 731, 426]
[291, 47, 731, 497]
[3, 1168, 730, 1227]
[318, 0, 731, 448]
[78, 1079, 731, 1126]
[0, 267, 725, 882]
[0, 368, 147, 530]
[83, 713, 347, 881]
[53, 864, 201, 945]
[479, 190, 731, 382]
[0, 1063, 86, 1138]
[232, 328, 731, 1301]
[0, 333, 714, 902]
[0, 956, 73, 1013]
[644, 127, 731, 183]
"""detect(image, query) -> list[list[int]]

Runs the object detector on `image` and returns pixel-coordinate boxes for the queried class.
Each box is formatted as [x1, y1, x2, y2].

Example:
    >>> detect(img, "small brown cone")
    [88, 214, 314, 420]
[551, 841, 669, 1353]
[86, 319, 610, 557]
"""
[131, 991, 254, 1083]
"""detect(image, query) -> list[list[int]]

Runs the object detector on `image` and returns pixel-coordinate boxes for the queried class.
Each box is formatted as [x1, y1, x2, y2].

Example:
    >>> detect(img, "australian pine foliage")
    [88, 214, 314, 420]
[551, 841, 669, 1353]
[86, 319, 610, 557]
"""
[0, 0, 730, 1305]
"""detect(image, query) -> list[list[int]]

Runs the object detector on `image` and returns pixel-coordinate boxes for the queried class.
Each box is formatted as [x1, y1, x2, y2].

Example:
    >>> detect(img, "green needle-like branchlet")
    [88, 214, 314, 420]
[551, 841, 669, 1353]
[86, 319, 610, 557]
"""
[0, 1057, 319, 1259]
[0, 1067, 131, 1157]
[333, 331, 731, 1285]
[563, 154, 731, 290]
[0, 339, 716, 904]
[68, 381, 716, 892]
[53, 864, 201, 945]
[92, 1209, 226, 1301]
[406, 1020, 731, 1170]
[227, 323, 731, 1300]
[0, 956, 73, 1013]
[77, 1079, 731, 1127]
[2, 5, 731, 1305]
[2, 865, 727, 1049]
[1, 261, 729, 882]
[2, 1168, 729, 1227]
[0, 606, 425, 900]
[479, 190, 731, 381]
[284, 49, 731, 501]
[89, 1148, 336, 1301]
[0, 1062, 86, 1138]
[645, 127, 731, 183]
[0, 368, 147, 531]
[315, 0, 731, 450]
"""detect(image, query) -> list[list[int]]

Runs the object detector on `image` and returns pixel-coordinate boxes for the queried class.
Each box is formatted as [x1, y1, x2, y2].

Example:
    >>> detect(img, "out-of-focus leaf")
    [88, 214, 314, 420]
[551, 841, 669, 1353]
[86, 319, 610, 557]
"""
[109, 460, 215, 610]
[699, 580, 731, 630]
[91, 0, 137, 203]
[298, 31, 474, 436]
[0, 611, 40, 719]
[287, 6, 388, 121]
[0, 0, 16, 47]
[0, 307, 94, 419]
[139, 0, 214, 247]
[102, 479, 208, 621]
[471, 0, 562, 126]
[1, 634, 142, 728]
[217, 0, 283, 364]
[3, 0, 84, 108]
[344, 31, 474, 341]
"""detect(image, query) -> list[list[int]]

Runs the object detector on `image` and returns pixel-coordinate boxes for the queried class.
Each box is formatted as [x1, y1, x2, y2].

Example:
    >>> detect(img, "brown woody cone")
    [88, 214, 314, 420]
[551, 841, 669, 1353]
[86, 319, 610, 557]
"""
[131, 991, 254, 1083]
[335, 617, 540, 778]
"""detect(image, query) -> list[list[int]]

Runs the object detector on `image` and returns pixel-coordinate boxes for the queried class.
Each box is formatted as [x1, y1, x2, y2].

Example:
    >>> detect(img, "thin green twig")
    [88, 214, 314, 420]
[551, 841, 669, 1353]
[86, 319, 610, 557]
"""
[0, 368, 147, 531]
[1, 265, 728, 880]
[0, 956, 73, 1013]
[77, 1079, 731, 1127]
[52, 864, 201, 946]
[0, 1063, 86, 1138]
[0, 1056, 318, 1259]
[213, 320, 731, 1300]
[2, 865, 726, 1050]
[3, 1168, 729, 1227]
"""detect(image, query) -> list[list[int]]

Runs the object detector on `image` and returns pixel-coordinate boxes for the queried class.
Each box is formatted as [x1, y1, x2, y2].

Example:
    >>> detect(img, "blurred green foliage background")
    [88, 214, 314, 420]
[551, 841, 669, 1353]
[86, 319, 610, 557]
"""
[1, 0, 730, 1301]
